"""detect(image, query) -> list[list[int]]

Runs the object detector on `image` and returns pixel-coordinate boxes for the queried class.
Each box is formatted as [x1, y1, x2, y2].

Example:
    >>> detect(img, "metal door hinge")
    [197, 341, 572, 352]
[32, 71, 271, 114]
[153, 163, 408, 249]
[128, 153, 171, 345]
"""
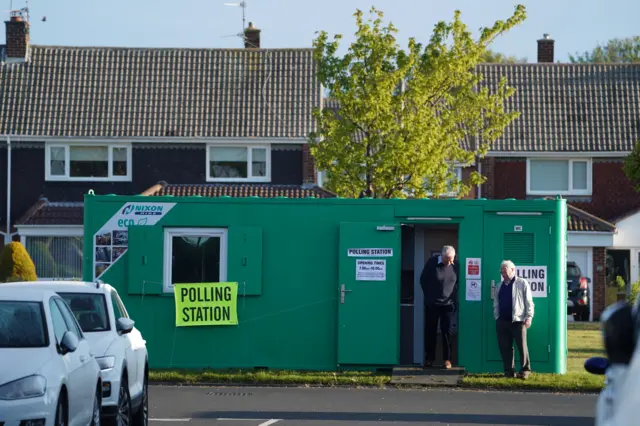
[490, 280, 495, 299]
[548, 345, 551, 353]
[549, 226, 551, 235]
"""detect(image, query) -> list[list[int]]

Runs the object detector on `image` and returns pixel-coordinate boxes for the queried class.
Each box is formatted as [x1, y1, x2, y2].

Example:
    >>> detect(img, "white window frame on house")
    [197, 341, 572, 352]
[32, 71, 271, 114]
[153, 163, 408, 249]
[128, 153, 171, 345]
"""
[17, 225, 84, 280]
[206, 144, 271, 183]
[162, 228, 228, 294]
[425, 166, 463, 197]
[526, 158, 592, 196]
[44, 142, 132, 182]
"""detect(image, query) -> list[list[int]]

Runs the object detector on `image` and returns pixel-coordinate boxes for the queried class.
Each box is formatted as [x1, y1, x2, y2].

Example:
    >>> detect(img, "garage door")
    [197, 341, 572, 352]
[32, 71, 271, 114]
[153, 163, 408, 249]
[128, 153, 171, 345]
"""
[568, 249, 589, 278]
[567, 248, 593, 321]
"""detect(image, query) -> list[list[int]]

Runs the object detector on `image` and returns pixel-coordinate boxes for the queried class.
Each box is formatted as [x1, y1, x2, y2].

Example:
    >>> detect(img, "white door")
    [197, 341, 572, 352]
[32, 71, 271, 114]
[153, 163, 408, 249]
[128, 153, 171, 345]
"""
[567, 248, 593, 321]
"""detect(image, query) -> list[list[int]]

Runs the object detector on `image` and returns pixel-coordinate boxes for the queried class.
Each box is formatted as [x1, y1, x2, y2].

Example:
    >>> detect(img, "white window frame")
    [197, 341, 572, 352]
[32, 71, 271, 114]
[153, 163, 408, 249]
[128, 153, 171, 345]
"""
[423, 166, 464, 197]
[206, 144, 271, 183]
[526, 158, 592, 196]
[44, 142, 132, 182]
[163, 227, 228, 294]
[18, 226, 84, 281]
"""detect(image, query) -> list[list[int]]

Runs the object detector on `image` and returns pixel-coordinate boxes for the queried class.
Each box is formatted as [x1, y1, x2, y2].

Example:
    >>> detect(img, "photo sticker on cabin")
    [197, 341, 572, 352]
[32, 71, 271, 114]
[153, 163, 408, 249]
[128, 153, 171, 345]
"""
[174, 282, 239, 326]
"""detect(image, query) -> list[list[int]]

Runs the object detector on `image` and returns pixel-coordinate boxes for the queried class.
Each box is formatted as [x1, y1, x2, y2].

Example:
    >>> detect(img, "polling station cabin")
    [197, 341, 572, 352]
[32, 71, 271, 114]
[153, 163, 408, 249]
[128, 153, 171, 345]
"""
[83, 194, 568, 374]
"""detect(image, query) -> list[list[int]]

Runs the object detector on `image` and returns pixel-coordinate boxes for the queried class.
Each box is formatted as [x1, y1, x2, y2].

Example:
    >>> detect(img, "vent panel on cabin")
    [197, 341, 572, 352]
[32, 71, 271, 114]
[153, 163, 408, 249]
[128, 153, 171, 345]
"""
[503, 233, 534, 264]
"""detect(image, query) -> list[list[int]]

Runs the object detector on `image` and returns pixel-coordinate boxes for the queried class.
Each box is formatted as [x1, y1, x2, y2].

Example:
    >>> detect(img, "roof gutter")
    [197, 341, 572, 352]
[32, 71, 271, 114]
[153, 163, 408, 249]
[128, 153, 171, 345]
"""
[485, 151, 630, 158]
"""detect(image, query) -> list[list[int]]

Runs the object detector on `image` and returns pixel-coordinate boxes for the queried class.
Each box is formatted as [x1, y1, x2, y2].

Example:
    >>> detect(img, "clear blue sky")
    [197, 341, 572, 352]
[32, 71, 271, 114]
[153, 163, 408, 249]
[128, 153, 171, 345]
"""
[4, 0, 639, 62]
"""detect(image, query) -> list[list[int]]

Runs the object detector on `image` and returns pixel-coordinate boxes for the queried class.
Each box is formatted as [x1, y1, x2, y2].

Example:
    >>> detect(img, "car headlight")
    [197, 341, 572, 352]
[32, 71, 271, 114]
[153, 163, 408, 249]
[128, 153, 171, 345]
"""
[96, 356, 116, 371]
[0, 375, 46, 400]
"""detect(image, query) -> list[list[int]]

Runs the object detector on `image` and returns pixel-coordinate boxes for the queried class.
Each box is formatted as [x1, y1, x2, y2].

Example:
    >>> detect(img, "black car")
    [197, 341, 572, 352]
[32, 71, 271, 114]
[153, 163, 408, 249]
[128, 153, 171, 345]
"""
[567, 261, 590, 321]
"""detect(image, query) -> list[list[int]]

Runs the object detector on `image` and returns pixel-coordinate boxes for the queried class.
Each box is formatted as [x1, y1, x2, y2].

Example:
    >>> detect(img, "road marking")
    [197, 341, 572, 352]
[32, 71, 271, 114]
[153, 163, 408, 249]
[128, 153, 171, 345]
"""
[150, 419, 191, 422]
[216, 419, 281, 425]
[258, 421, 280, 426]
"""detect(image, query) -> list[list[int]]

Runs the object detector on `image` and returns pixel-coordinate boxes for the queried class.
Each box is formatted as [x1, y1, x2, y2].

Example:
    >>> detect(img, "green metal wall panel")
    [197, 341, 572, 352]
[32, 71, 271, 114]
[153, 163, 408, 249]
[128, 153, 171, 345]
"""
[227, 226, 263, 296]
[128, 226, 164, 295]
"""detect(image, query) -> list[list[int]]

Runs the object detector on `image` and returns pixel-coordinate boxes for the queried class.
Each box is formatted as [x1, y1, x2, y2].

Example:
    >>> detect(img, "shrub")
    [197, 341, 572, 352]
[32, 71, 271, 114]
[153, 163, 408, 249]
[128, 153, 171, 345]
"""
[628, 281, 640, 305]
[0, 242, 38, 283]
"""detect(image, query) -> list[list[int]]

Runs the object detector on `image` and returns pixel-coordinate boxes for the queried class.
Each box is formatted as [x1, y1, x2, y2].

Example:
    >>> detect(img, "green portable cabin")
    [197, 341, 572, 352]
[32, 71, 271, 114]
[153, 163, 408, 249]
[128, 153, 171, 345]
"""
[83, 194, 568, 374]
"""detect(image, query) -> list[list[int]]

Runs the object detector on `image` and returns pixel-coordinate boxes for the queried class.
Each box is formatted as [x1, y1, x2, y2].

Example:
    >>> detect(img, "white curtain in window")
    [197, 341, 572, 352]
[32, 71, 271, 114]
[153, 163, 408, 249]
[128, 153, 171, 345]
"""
[210, 147, 247, 162]
[572, 162, 588, 190]
[112, 147, 128, 162]
[529, 160, 569, 191]
[70, 146, 108, 161]
[50, 147, 66, 175]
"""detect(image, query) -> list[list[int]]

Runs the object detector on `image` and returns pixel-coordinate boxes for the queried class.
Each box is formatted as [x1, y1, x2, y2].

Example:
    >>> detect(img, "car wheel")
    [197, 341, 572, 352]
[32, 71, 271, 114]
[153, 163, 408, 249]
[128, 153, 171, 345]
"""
[133, 369, 148, 426]
[117, 376, 132, 426]
[91, 386, 101, 426]
[55, 395, 67, 426]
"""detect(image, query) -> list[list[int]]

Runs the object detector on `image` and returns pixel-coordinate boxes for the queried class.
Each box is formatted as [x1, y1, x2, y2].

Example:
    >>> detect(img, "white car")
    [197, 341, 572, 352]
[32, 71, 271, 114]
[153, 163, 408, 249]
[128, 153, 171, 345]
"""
[0, 286, 102, 426]
[4, 281, 149, 426]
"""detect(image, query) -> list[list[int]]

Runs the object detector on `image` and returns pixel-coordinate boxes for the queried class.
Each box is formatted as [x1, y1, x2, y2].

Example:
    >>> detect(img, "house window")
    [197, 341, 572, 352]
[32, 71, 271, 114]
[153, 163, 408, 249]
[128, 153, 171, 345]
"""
[206, 145, 270, 182]
[23, 235, 84, 280]
[163, 228, 228, 293]
[527, 159, 592, 195]
[45, 144, 131, 181]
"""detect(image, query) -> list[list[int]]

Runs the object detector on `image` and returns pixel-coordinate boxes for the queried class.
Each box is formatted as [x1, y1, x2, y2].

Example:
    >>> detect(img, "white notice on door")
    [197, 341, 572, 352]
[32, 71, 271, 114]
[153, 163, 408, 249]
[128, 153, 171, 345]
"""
[516, 266, 547, 298]
[356, 259, 386, 281]
[466, 279, 481, 301]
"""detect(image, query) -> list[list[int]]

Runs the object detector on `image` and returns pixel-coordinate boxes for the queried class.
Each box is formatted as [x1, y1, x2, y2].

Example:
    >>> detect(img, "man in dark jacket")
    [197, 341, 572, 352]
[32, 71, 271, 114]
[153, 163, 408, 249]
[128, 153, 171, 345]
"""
[420, 245, 459, 369]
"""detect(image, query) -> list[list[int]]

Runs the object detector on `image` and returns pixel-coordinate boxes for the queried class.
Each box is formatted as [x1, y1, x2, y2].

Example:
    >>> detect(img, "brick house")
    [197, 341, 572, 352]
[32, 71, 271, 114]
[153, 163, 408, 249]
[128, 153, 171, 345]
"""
[321, 35, 640, 320]
[0, 11, 326, 279]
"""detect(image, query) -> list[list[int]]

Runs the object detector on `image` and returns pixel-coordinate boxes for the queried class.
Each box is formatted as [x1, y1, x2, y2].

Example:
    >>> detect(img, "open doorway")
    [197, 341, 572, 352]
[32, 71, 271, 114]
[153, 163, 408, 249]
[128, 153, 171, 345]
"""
[399, 223, 460, 367]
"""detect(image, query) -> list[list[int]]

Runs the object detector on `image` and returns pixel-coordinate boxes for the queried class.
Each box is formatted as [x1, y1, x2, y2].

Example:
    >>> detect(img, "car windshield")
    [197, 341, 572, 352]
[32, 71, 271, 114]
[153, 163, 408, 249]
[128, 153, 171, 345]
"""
[567, 265, 581, 277]
[58, 293, 110, 332]
[0, 301, 48, 348]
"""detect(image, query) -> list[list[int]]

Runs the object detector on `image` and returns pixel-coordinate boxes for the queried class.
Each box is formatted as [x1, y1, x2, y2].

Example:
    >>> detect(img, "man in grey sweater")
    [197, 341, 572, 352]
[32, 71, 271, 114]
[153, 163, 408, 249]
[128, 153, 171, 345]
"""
[493, 260, 535, 379]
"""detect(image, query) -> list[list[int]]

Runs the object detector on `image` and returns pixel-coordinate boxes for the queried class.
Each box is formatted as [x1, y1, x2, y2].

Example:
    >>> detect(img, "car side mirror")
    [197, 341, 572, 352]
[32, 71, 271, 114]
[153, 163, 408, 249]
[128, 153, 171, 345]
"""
[116, 317, 135, 335]
[584, 356, 609, 375]
[59, 331, 79, 355]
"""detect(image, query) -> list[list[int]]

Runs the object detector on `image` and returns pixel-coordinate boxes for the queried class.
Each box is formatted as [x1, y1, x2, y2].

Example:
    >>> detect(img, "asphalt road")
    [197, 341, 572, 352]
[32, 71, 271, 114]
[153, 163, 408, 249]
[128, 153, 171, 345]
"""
[148, 385, 597, 426]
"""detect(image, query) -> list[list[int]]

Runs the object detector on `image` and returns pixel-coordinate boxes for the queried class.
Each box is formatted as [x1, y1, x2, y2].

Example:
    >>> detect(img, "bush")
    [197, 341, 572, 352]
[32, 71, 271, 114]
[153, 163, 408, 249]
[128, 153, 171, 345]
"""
[628, 281, 640, 305]
[0, 242, 38, 282]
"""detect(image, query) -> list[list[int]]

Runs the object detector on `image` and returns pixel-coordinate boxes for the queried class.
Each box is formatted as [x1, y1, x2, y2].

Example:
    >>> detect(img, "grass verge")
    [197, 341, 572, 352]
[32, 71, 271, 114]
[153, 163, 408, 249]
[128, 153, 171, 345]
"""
[149, 369, 391, 387]
[149, 323, 605, 392]
[461, 322, 605, 392]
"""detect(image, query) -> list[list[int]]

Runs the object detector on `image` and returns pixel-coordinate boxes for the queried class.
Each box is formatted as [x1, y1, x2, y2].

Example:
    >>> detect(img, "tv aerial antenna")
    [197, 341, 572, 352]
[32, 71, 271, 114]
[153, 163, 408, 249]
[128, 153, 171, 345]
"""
[222, 1, 248, 43]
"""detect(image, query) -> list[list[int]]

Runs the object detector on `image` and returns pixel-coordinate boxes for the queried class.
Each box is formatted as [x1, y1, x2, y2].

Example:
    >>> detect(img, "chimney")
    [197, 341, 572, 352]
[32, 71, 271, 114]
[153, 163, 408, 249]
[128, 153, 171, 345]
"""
[537, 33, 554, 63]
[244, 22, 261, 49]
[5, 11, 30, 60]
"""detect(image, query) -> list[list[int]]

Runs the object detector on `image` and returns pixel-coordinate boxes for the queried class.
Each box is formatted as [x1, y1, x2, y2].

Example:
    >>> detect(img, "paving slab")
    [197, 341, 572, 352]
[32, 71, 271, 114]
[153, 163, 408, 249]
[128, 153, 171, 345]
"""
[390, 366, 464, 386]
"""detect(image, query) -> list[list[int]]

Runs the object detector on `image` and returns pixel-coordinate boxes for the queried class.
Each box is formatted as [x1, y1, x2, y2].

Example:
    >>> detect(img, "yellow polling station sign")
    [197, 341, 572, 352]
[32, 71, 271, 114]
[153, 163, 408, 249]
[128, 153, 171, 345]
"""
[173, 282, 239, 327]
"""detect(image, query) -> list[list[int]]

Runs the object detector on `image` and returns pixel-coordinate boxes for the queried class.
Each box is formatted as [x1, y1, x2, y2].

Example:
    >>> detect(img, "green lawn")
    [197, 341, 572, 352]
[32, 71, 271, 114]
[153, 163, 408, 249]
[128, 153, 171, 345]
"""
[149, 322, 605, 392]
[461, 322, 605, 392]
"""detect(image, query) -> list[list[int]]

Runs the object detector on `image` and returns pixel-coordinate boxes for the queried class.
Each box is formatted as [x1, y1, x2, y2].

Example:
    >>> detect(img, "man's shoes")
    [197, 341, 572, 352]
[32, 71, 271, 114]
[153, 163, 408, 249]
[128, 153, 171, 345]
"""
[424, 360, 434, 368]
[504, 371, 516, 378]
[444, 360, 452, 369]
[518, 371, 531, 380]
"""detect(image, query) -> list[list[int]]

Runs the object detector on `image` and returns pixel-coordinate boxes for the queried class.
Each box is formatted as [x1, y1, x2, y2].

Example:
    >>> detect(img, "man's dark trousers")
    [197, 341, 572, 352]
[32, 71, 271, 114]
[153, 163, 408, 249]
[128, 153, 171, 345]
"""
[496, 318, 531, 375]
[424, 303, 454, 363]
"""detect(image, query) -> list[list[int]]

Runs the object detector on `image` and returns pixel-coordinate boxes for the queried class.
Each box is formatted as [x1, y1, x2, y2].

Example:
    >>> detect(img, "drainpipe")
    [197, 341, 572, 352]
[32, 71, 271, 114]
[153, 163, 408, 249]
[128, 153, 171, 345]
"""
[4, 135, 11, 244]
[477, 155, 482, 199]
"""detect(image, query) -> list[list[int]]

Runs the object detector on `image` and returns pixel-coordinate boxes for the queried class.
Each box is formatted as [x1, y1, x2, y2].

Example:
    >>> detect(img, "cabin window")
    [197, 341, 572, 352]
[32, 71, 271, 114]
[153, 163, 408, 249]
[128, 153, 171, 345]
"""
[163, 228, 228, 293]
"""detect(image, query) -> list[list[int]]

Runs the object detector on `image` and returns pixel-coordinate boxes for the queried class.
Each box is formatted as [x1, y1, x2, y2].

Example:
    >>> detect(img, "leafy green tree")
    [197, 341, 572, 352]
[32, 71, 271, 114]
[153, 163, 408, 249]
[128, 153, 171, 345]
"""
[481, 49, 527, 63]
[0, 241, 38, 283]
[623, 140, 640, 191]
[569, 36, 640, 63]
[309, 6, 526, 198]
